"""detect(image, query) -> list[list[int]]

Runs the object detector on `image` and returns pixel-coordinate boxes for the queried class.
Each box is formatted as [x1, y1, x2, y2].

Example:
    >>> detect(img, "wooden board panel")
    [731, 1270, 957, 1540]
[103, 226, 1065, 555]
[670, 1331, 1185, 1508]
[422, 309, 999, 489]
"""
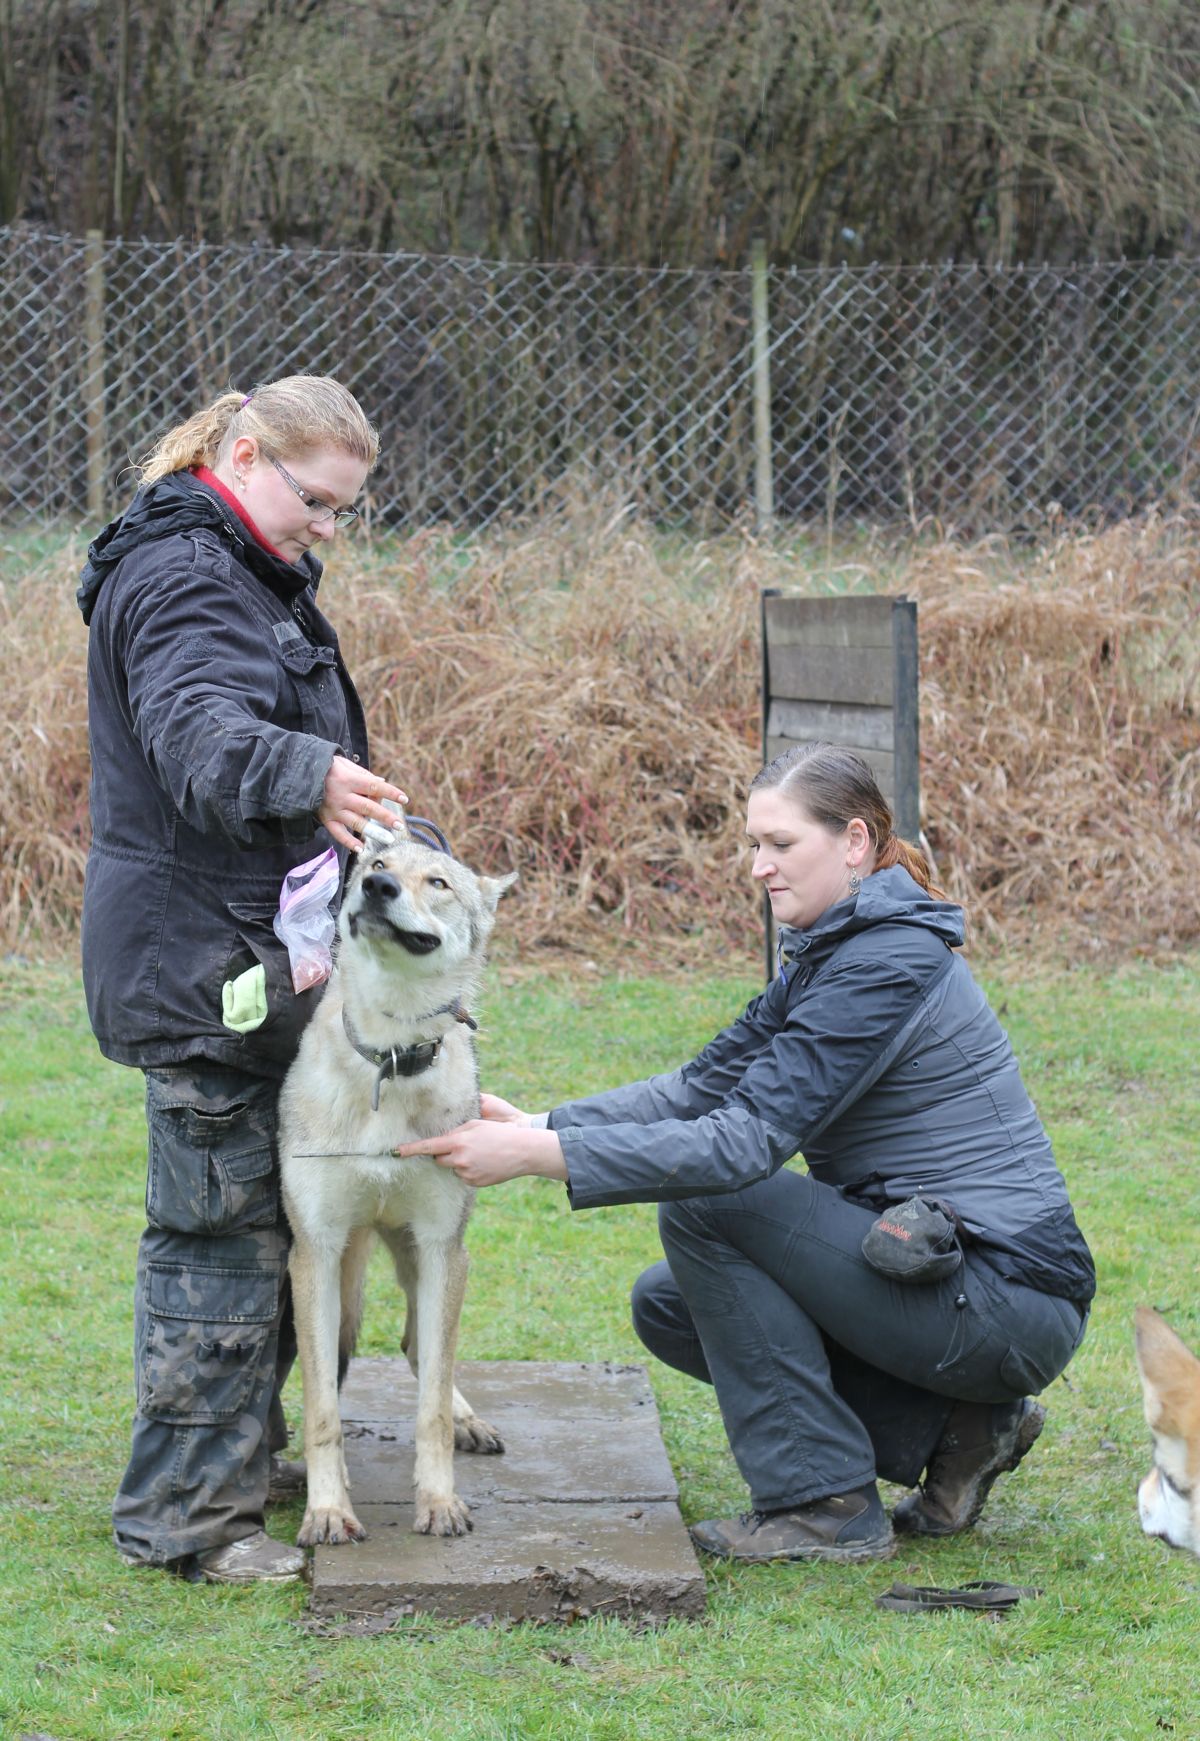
[763, 594, 899, 649]
[766, 643, 895, 707]
[766, 697, 894, 753]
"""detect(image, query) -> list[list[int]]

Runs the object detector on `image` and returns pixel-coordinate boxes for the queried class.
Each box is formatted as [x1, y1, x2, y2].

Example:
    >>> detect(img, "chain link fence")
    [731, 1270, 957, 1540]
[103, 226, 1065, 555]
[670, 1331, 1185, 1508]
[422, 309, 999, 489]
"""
[2, 225, 1198, 531]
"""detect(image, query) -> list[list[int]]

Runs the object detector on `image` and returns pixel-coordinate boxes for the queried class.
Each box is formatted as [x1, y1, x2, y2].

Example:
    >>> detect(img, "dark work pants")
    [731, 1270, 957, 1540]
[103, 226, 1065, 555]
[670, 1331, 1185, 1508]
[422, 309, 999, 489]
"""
[113, 1064, 295, 1565]
[632, 1168, 1087, 1513]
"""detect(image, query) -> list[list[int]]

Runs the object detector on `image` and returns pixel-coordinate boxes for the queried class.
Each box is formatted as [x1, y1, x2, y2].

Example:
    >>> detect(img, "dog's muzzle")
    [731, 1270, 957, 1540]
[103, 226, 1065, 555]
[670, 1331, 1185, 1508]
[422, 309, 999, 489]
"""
[352, 873, 443, 953]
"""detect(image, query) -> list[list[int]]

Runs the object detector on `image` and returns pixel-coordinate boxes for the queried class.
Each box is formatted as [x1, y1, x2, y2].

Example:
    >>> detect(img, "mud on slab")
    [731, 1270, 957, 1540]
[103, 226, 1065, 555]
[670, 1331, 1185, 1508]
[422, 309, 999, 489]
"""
[308, 1359, 706, 1624]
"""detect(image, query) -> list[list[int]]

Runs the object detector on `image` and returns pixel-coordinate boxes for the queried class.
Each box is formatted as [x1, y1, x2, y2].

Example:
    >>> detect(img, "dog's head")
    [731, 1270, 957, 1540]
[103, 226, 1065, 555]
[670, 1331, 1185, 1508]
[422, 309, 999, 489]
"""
[1135, 1305, 1200, 1558]
[339, 804, 517, 977]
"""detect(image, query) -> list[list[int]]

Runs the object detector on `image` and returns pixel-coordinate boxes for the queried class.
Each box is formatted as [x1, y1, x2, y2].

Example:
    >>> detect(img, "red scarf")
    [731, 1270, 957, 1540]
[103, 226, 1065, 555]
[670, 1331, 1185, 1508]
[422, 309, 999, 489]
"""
[193, 466, 291, 563]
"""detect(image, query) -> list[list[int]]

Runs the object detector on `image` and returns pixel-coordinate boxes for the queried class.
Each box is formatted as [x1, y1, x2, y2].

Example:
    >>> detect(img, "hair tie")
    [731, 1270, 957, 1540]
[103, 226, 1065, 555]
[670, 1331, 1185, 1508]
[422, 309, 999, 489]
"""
[239, 392, 254, 409]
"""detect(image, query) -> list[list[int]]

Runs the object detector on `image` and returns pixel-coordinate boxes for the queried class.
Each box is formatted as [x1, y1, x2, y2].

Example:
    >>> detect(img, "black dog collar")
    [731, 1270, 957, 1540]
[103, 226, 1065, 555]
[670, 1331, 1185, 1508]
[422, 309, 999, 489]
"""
[342, 1008, 444, 1110]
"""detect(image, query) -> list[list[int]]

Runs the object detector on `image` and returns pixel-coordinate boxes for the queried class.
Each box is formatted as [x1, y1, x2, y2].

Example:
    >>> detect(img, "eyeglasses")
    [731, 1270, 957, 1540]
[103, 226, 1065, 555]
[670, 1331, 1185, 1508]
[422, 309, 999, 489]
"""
[270, 457, 359, 526]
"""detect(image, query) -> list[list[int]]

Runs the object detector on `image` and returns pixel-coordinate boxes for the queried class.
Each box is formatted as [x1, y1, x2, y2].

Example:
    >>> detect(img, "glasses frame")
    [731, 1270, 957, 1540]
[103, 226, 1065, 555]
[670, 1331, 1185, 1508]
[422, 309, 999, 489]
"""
[269, 456, 359, 526]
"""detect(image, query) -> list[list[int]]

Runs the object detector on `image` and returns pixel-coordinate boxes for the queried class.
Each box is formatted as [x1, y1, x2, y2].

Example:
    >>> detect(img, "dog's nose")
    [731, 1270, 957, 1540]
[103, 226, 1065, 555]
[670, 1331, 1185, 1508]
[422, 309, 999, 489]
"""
[361, 872, 400, 903]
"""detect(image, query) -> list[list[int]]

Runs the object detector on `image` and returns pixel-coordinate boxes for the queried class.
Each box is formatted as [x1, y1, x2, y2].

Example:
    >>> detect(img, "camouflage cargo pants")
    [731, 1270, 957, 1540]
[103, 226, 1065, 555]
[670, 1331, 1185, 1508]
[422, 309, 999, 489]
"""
[113, 1063, 296, 1565]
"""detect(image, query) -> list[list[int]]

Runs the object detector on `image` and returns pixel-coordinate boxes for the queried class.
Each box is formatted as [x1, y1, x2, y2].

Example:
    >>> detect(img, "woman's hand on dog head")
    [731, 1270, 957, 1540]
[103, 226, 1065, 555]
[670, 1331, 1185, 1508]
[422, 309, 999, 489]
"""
[393, 1121, 568, 1188]
[318, 756, 408, 853]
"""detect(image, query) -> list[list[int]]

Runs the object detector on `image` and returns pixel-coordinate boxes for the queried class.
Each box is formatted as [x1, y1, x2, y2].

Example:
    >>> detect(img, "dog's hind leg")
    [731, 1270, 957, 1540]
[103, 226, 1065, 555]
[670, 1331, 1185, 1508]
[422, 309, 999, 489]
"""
[290, 1232, 366, 1547]
[337, 1225, 373, 1391]
[379, 1225, 419, 1364]
[380, 1227, 504, 1456]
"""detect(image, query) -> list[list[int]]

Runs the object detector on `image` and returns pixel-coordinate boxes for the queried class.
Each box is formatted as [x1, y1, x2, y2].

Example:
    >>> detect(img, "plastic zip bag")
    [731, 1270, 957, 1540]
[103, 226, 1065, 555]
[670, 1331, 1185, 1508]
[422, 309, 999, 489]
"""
[273, 846, 340, 993]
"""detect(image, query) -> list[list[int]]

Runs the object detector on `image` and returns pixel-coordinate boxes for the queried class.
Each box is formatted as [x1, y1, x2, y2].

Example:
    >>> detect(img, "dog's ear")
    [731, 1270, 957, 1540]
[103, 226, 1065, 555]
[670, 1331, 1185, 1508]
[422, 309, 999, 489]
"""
[479, 870, 519, 914]
[1135, 1306, 1200, 1417]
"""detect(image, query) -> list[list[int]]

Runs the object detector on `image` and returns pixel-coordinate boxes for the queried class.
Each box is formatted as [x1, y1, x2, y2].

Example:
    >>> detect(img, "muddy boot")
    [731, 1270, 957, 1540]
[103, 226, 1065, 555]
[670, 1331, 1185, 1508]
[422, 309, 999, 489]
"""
[892, 1398, 1046, 1537]
[689, 1484, 895, 1563]
[194, 1529, 307, 1584]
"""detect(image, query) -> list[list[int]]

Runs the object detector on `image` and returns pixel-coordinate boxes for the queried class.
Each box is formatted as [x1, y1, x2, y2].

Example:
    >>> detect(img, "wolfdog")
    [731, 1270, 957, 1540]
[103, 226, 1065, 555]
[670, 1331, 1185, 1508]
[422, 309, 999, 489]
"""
[279, 807, 515, 1545]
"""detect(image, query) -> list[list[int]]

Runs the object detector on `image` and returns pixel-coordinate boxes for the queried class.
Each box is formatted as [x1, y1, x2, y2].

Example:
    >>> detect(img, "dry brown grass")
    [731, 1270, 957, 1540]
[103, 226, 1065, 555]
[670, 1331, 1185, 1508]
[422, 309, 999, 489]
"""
[2, 503, 1197, 968]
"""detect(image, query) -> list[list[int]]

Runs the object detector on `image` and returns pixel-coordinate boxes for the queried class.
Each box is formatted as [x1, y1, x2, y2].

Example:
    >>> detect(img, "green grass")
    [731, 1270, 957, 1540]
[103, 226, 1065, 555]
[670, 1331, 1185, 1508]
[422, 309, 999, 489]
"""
[1, 953, 1198, 1741]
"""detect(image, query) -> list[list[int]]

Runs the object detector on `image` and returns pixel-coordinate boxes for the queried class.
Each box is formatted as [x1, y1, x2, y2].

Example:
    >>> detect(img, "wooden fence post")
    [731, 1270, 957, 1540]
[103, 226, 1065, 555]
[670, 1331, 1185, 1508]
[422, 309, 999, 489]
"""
[83, 230, 108, 522]
[751, 238, 773, 535]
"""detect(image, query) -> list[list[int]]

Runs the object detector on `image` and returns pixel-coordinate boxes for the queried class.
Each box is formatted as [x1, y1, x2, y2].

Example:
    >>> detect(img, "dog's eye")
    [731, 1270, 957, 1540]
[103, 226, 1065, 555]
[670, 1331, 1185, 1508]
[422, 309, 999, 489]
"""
[427, 876, 449, 890]
[371, 859, 386, 871]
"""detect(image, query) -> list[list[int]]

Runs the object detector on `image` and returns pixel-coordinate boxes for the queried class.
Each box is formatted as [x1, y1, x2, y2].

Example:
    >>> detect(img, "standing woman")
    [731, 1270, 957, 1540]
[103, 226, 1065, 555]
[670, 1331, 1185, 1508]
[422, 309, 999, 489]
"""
[400, 744, 1095, 1563]
[78, 376, 406, 1583]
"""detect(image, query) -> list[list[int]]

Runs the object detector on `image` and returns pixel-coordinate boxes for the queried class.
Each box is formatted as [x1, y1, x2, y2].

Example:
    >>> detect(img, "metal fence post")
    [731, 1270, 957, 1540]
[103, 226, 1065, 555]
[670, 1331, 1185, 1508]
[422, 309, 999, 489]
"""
[83, 230, 108, 522]
[751, 238, 773, 535]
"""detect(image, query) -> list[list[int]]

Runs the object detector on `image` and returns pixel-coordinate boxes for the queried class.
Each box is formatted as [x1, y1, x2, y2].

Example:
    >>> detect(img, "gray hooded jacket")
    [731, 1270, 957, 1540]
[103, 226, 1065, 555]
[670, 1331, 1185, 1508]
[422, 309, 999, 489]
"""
[549, 868, 1095, 1303]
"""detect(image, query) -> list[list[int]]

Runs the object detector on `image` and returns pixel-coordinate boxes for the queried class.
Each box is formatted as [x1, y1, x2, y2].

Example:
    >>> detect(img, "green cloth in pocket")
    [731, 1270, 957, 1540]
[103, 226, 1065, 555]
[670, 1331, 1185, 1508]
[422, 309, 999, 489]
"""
[221, 964, 268, 1033]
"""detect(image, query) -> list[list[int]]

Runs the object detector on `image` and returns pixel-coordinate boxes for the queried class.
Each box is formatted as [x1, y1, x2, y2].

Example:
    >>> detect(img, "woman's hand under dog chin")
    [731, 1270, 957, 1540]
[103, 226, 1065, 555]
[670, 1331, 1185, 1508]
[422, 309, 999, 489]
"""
[392, 1121, 568, 1188]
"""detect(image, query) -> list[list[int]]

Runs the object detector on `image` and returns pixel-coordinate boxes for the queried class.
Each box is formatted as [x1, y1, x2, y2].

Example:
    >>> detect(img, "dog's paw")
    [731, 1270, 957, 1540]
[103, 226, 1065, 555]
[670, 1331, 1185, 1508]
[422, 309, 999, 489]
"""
[414, 1493, 473, 1536]
[454, 1414, 505, 1455]
[297, 1504, 367, 1547]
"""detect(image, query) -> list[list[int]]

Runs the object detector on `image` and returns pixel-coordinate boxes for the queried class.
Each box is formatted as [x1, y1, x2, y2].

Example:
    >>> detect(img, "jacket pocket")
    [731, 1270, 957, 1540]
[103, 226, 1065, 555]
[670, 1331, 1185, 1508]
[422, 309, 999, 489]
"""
[279, 638, 340, 737]
[146, 1076, 280, 1236]
[139, 1262, 279, 1425]
[225, 901, 324, 1062]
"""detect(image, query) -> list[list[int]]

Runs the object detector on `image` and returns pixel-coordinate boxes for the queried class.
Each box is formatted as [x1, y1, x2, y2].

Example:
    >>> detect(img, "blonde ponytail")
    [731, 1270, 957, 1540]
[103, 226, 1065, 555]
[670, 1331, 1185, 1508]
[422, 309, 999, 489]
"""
[137, 391, 245, 485]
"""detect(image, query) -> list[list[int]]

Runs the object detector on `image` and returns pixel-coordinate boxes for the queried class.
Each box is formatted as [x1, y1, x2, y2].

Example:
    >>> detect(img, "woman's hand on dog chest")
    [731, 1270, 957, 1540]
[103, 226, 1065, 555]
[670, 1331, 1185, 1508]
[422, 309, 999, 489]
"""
[392, 1120, 568, 1187]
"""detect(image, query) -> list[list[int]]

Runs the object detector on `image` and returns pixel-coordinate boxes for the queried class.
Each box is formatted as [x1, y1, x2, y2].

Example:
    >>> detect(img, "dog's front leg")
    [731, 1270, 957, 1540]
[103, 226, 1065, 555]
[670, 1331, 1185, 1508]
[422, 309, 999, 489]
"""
[412, 1239, 472, 1536]
[290, 1234, 366, 1546]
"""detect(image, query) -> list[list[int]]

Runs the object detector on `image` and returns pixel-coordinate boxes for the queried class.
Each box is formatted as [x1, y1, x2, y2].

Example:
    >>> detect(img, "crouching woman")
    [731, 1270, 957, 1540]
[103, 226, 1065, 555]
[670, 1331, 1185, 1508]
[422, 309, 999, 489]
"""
[397, 743, 1094, 1564]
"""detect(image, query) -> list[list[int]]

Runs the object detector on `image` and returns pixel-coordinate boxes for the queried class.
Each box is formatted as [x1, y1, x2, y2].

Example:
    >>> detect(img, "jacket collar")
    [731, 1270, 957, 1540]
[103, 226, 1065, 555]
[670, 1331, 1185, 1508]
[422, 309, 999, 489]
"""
[778, 866, 964, 973]
[77, 468, 322, 625]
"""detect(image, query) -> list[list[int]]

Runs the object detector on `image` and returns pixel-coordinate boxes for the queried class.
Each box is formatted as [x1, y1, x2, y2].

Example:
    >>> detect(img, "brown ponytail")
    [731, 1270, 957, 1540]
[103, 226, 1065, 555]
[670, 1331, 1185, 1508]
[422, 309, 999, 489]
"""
[751, 741, 950, 902]
[871, 830, 947, 901]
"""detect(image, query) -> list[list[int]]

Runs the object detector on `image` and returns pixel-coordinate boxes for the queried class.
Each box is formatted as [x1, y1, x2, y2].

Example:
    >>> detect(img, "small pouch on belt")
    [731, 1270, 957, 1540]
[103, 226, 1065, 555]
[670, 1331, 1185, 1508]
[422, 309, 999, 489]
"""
[861, 1194, 963, 1285]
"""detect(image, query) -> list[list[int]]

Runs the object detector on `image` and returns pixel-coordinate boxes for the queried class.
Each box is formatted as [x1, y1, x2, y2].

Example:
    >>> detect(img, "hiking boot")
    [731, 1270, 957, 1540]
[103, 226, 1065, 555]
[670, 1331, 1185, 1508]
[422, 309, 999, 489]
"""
[689, 1484, 895, 1564]
[194, 1529, 307, 1584]
[267, 1454, 307, 1503]
[892, 1398, 1047, 1537]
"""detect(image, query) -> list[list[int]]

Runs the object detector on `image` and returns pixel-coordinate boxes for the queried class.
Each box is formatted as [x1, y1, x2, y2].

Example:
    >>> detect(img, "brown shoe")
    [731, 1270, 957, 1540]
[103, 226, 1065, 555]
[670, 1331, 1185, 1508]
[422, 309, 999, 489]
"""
[195, 1529, 306, 1584]
[267, 1454, 308, 1503]
[690, 1485, 895, 1564]
[893, 1399, 1046, 1537]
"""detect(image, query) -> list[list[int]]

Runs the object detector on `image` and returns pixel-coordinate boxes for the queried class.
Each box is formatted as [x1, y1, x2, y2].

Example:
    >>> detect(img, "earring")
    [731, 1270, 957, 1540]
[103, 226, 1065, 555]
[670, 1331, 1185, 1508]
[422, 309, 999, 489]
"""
[848, 870, 862, 896]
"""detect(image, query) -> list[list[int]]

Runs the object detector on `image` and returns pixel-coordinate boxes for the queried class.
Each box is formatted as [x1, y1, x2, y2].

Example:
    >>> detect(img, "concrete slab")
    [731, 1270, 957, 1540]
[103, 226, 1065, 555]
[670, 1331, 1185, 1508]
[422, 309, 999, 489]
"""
[308, 1359, 706, 1624]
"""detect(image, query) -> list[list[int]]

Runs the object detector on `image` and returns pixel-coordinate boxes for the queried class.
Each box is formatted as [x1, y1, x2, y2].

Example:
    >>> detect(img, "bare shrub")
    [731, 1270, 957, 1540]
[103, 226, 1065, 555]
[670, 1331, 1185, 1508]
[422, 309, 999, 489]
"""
[2, 507, 1196, 967]
[912, 510, 1200, 953]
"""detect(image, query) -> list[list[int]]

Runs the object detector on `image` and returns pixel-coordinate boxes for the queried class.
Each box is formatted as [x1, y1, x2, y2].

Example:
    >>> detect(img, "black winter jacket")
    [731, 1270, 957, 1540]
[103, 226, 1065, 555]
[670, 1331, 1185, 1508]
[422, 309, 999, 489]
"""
[549, 868, 1095, 1304]
[77, 469, 370, 1077]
